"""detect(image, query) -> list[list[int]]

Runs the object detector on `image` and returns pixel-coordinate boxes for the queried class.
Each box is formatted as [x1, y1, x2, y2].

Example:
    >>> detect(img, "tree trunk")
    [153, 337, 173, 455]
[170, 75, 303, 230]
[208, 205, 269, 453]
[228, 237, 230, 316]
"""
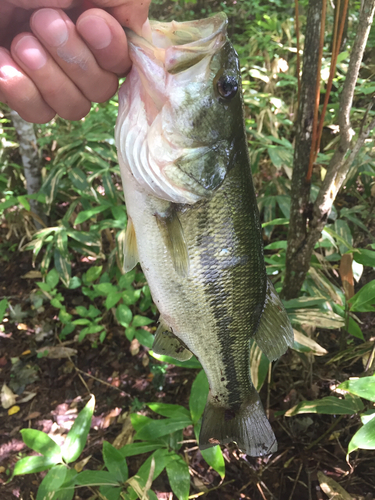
[282, 0, 323, 299]
[10, 111, 46, 229]
[282, 0, 375, 300]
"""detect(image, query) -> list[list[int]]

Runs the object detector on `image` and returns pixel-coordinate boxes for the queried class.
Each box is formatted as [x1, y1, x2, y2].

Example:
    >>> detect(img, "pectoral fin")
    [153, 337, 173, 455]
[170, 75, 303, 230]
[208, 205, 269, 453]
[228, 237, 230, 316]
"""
[124, 217, 139, 272]
[254, 279, 294, 361]
[155, 207, 189, 277]
[153, 319, 193, 361]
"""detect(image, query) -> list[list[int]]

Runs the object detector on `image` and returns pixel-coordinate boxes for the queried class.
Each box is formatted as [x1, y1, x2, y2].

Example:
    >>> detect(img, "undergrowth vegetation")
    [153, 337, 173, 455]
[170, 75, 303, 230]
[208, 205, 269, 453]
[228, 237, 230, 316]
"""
[1, 0, 375, 499]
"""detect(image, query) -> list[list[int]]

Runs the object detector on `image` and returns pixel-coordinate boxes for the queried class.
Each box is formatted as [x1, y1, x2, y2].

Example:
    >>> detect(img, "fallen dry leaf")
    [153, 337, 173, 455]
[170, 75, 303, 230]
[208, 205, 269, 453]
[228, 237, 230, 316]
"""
[318, 471, 353, 500]
[112, 414, 134, 449]
[130, 338, 140, 356]
[22, 270, 42, 279]
[74, 455, 92, 472]
[17, 323, 29, 331]
[24, 411, 41, 420]
[8, 405, 21, 415]
[1, 384, 17, 409]
[17, 392, 37, 404]
[339, 253, 354, 300]
[36, 346, 78, 359]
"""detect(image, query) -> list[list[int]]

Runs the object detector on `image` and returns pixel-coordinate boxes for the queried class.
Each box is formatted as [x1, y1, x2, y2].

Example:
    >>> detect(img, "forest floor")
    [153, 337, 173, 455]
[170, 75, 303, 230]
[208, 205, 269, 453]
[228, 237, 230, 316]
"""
[0, 241, 375, 500]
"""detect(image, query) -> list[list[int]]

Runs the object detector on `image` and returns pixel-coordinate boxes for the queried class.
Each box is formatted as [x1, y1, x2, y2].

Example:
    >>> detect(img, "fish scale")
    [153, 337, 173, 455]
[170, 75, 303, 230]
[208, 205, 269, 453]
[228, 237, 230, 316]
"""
[115, 13, 293, 456]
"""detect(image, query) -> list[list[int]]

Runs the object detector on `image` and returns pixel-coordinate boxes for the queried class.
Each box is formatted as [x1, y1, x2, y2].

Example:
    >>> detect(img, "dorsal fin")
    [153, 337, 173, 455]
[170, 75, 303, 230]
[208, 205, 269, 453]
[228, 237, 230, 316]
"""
[153, 318, 193, 361]
[155, 207, 190, 277]
[123, 216, 139, 273]
[254, 278, 294, 361]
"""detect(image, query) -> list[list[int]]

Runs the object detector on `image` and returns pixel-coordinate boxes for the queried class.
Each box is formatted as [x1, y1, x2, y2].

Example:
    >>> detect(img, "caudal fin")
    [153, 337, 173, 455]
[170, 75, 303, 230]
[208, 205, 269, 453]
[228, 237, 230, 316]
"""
[199, 386, 277, 457]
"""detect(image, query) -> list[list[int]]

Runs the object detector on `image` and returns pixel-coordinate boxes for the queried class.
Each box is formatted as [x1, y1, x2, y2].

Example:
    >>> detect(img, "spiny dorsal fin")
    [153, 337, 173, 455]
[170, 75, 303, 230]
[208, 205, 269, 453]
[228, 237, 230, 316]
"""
[153, 318, 193, 361]
[124, 216, 139, 273]
[155, 207, 189, 277]
[254, 278, 294, 361]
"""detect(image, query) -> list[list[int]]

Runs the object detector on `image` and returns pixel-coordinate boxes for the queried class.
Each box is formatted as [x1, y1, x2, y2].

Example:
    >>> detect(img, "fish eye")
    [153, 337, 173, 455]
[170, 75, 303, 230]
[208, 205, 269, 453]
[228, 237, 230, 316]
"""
[217, 75, 238, 99]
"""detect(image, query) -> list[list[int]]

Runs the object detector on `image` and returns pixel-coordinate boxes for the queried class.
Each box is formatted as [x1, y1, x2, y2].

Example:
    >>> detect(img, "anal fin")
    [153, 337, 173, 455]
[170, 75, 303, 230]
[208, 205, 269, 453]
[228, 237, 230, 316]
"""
[199, 385, 277, 457]
[124, 216, 139, 272]
[155, 207, 189, 277]
[153, 319, 193, 361]
[254, 278, 294, 361]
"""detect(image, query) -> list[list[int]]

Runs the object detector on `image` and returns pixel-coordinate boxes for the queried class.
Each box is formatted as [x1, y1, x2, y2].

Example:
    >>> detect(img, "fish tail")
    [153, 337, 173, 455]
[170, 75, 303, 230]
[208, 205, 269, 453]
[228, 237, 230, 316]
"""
[199, 386, 277, 457]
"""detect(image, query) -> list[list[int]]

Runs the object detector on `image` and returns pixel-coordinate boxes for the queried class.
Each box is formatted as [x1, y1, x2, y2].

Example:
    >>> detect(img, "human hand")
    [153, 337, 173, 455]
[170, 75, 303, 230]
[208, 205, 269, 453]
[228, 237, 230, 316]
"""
[0, 0, 151, 123]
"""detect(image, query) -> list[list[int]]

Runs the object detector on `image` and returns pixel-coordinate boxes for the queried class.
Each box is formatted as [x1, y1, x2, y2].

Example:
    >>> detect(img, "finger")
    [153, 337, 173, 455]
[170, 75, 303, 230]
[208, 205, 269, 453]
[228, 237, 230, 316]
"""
[76, 8, 130, 75]
[0, 48, 55, 123]
[88, 0, 151, 34]
[30, 8, 118, 103]
[11, 33, 92, 121]
[5, 0, 76, 9]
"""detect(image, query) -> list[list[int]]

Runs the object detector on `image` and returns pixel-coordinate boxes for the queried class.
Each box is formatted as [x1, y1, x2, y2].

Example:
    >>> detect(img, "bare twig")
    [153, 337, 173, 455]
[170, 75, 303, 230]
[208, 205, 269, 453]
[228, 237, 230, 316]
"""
[295, 0, 301, 106]
[288, 461, 303, 500]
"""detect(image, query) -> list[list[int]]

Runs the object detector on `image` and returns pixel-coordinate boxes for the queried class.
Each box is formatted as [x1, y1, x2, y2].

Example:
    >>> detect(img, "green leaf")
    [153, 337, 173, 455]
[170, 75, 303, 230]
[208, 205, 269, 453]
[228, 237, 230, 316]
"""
[132, 315, 154, 327]
[135, 329, 154, 348]
[105, 292, 122, 309]
[102, 441, 128, 483]
[13, 455, 57, 476]
[292, 330, 328, 356]
[85, 266, 103, 283]
[347, 317, 364, 340]
[353, 249, 375, 268]
[20, 429, 62, 461]
[120, 441, 165, 458]
[0, 298, 8, 322]
[68, 168, 89, 192]
[94, 282, 118, 295]
[166, 456, 190, 500]
[54, 249, 71, 287]
[200, 445, 225, 479]
[349, 280, 375, 312]
[250, 341, 270, 391]
[56, 230, 68, 258]
[17, 195, 30, 211]
[189, 370, 209, 424]
[46, 269, 60, 290]
[285, 395, 364, 417]
[75, 470, 120, 486]
[334, 219, 353, 254]
[338, 377, 375, 402]
[68, 276, 82, 290]
[134, 416, 192, 441]
[99, 486, 122, 500]
[36, 465, 67, 500]
[147, 403, 191, 419]
[149, 351, 202, 369]
[348, 417, 375, 454]
[116, 304, 133, 327]
[75, 205, 109, 225]
[62, 395, 95, 463]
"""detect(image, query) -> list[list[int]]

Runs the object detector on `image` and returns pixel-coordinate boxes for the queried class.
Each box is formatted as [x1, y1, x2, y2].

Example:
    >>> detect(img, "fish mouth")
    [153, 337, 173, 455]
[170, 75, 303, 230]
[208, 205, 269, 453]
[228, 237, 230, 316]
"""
[126, 13, 227, 74]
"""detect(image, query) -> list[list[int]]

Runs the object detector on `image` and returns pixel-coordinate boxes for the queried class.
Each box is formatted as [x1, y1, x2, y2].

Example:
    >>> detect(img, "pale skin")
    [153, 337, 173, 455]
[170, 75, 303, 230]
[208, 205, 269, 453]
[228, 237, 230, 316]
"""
[0, 0, 151, 123]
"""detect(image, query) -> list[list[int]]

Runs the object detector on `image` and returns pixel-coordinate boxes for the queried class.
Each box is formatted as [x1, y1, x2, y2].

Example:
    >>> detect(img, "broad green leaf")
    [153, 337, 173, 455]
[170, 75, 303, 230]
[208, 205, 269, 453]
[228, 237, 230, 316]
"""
[189, 370, 209, 424]
[17, 195, 30, 211]
[118, 270, 136, 289]
[68, 168, 89, 191]
[135, 329, 154, 348]
[200, 446, 225, 479]
[116, 304, 133, 327]
[250, 341, 270, 390]
[62, 395, 95, 463]
[166, 456, 190, 500]
[361, 410, 375, 425]
[292, 330, 328, 356]
[283, 297, 327, 310]
[75, 470, 119, 486]
[75, 205, 109, 225]
[120, 441, 165, 458]
[347, 317, 364, 340]
[262, 217, 289, 227]
[54, 249, 71, 287]
[56, 230, 68, 258]
[46, 269, 60, 290]
[36, 465, 67, 500]
[13, 455, 57, 476]
[289, 309, 344, 329]
[20, 429, 61, 461]
[147, 403, 190, 419]
[134, 416, 192, 441]
[99, 486, 122, 500]
[0, 298, 8, 322]
[348, 417, 375, 454]
[103, 441, 128, 482]
[334, 219, 353, 254]
[349, 280, 375, 312]
[339, 377, 375, 402]
[130, 413, 152, 432]
[105, 291, 122, 309]
[94, 282, 118, 295]
[285, 395, 364, 417]
[149, 351, 202, 369]
[353, 249, 375, 268]
[132, 315, 154, 327]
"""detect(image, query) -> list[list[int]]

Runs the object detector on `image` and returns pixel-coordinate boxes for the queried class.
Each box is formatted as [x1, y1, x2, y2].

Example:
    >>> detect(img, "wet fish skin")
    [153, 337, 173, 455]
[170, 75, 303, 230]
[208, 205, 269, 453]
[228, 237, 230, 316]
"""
[115, 14, 293, 456]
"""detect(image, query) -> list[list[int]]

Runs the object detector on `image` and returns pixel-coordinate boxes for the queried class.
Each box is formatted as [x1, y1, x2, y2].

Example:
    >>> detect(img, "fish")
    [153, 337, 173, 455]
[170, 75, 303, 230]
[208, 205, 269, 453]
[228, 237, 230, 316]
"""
[115, 13, 294, 456]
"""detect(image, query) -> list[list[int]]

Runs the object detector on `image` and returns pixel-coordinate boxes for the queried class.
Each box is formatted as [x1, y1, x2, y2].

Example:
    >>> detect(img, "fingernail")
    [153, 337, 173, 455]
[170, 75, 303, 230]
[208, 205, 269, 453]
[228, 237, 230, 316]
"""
[77, 15, 112, 50]
[14, 36, 47, 71]
[32, 9, 68, 47]
[0, 50, 23, 80]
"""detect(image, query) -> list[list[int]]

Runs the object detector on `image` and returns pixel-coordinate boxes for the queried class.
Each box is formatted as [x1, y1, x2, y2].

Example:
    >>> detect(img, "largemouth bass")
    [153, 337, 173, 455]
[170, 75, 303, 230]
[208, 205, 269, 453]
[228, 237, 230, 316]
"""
[115, 13, 293, 456]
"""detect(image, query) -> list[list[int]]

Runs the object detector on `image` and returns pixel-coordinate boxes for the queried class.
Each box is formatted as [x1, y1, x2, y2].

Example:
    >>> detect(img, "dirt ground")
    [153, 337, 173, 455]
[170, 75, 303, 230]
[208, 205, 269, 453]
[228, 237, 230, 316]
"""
[1, 248, 375, 500]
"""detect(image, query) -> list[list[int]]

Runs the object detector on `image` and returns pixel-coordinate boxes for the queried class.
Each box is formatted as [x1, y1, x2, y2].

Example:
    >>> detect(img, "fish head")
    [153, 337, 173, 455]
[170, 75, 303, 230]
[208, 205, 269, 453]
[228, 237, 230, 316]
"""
[116, 13, 245, 204]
